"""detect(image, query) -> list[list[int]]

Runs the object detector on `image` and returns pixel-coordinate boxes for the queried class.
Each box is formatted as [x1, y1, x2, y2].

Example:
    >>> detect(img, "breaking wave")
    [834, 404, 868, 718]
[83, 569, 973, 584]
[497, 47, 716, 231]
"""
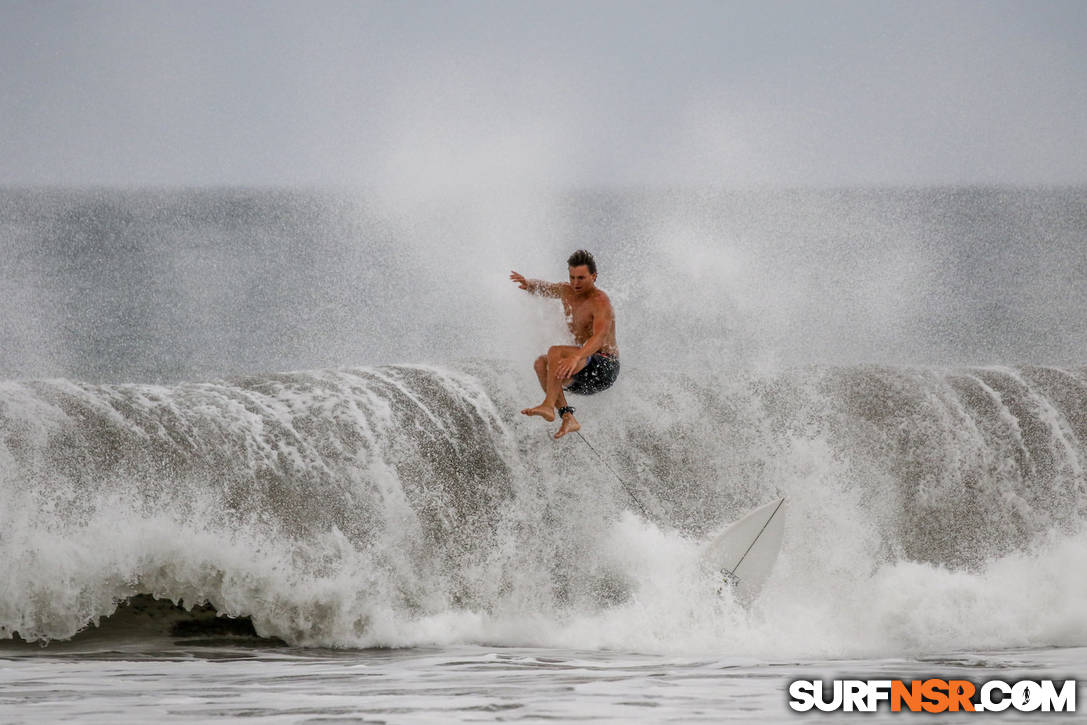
[2, 361, 1086, 655]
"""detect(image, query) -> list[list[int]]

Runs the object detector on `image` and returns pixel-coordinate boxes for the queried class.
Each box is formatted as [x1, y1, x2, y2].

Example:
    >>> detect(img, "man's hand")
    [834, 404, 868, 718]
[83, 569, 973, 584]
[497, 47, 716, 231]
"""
[553, 352, 583, 380]
[510, 271, 529, 290]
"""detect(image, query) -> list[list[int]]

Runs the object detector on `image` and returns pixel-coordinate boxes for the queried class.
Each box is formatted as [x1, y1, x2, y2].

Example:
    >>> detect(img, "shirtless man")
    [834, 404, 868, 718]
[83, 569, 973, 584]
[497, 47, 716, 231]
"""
[510, 249, 620, 439]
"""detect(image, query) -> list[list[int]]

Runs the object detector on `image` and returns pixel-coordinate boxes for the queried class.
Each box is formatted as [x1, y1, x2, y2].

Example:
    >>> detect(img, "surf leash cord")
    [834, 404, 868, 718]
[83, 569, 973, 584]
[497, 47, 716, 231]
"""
[574, 431, 652, 520]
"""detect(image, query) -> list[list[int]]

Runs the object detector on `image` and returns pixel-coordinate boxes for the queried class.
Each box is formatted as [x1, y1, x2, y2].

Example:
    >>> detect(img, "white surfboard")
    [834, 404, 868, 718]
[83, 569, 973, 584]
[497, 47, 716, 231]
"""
[701, 497, 786, 603]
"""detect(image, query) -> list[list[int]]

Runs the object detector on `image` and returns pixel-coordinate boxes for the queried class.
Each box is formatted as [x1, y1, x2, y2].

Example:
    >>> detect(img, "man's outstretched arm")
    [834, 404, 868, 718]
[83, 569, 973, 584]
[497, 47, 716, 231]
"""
[510, 270, 563, 298]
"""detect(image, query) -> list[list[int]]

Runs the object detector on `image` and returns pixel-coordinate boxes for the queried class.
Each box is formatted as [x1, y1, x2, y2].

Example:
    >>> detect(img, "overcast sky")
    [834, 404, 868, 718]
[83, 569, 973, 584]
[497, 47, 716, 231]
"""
[2, 0, 1085, 187]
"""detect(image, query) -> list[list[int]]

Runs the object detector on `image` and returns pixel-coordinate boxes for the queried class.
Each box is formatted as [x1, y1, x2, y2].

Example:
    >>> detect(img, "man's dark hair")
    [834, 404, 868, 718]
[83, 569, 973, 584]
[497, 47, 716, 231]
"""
[567, 249, 597, 275]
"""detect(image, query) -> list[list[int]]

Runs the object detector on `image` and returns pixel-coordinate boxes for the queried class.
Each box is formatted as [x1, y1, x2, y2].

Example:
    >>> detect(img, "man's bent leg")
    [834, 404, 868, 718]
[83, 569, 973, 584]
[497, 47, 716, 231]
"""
[542, 345, 586, 409]
[553, 387, 581, 439]
[522, 346, 585, 423]
[547, 347, 586, 438]
[533, 355, 548, 392]
[522, 354, 555, 421]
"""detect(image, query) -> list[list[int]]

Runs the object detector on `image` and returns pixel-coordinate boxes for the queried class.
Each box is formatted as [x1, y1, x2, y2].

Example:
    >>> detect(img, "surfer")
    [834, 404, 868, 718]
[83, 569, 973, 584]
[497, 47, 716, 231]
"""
[510, 249, 620, 439]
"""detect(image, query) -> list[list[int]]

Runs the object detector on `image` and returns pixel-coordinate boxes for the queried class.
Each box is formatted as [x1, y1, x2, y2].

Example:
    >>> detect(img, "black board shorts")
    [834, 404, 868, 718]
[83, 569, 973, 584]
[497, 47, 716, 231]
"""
[565, 354, 620, 395]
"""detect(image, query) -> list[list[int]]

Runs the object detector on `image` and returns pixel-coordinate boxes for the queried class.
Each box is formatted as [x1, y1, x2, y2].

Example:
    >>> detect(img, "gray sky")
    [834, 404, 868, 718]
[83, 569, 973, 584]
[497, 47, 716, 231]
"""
[2, 0, 1085, 187]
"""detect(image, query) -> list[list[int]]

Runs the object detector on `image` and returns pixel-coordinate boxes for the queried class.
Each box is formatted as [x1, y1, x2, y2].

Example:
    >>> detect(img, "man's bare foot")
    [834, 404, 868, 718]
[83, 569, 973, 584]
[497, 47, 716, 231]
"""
[554, 413, 581, 439]
[521, 404, 555, 422]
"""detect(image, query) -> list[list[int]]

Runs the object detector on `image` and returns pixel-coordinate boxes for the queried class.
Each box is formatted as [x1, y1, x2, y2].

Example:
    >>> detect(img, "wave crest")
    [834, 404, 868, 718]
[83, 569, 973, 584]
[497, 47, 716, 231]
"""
[2, 362, 1085, 651]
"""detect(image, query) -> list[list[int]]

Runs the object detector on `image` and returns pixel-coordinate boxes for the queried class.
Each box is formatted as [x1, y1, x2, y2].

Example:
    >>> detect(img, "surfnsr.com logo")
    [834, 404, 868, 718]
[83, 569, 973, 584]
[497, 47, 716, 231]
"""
[788, 679, 1077, 713]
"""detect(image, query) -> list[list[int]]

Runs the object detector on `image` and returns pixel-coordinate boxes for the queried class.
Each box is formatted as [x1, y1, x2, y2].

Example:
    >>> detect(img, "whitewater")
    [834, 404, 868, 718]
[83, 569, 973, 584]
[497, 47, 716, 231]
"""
[2, 187, 1086, 722]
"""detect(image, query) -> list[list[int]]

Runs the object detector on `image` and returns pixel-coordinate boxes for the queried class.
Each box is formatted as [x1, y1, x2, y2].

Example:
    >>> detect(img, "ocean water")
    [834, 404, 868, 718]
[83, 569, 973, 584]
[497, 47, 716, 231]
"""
[1, 187, 1086, 722]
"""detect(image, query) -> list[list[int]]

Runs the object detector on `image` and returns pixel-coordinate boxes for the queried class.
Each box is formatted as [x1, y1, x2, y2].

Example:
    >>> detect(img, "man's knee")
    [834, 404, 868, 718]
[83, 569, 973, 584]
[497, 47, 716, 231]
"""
[534, 355, 547, 373]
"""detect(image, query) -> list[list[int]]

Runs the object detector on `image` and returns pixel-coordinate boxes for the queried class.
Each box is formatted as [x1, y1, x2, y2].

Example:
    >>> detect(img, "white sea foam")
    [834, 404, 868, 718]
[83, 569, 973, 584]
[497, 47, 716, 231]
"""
[2, 361, 1085, 659]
